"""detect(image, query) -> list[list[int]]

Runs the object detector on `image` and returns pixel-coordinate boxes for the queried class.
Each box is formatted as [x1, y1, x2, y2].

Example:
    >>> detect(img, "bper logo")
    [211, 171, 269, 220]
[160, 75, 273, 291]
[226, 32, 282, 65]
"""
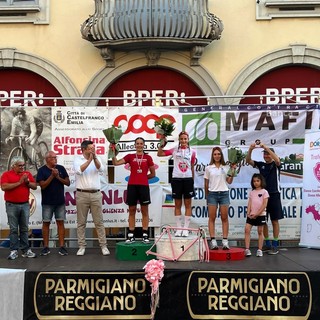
[183, 113, 221, 145]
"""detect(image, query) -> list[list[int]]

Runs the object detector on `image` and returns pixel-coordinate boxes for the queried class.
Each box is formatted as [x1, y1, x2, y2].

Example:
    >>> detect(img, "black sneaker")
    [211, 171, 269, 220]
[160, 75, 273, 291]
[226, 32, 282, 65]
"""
[59, 247, 68, 256]
[262, 245, 271, 252]
[142, 233, 150, 243]
[40, 247, 50, 256]
[268, 247, 279, 255]
[126, 233, 135, 243]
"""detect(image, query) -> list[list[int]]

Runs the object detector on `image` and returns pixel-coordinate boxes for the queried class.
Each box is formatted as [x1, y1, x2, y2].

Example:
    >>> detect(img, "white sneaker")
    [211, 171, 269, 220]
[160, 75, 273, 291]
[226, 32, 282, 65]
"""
[7, 250, 18, 260]
[256, 249, 263, 257]
[125, 233, 135, 243]
[174, 230, 182, 237]
[222, 239, 230, 250]
[101, 246, 110, 256]
[21, 249, 36, 258]
[245, 249, 252, 257]
[77, 247, 85, 256]
[142, 233, 150, 243]
[181, 229, 189, 237]
[209, 239, 218, 250]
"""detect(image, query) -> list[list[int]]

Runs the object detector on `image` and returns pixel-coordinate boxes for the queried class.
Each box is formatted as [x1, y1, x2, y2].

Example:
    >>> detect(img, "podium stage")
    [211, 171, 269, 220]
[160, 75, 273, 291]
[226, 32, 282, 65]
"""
[0, 245, 319, 319]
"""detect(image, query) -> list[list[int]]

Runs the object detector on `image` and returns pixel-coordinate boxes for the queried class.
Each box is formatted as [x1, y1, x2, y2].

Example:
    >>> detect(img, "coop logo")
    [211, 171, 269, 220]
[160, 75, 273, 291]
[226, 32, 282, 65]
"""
[114, 114, 175, 134]
[309, 137, 320, 149]
[183, 113, 221, 146]
[53, 110, 65, 124]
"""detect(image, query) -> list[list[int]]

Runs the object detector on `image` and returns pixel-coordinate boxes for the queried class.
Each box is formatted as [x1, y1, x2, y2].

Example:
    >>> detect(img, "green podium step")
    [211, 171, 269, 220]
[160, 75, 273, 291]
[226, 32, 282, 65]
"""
[116, 241, 156, 261]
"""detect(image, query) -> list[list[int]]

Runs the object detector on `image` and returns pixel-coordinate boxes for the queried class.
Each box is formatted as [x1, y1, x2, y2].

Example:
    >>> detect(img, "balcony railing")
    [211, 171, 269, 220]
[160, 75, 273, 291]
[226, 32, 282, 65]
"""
[81, 0, 223, 66]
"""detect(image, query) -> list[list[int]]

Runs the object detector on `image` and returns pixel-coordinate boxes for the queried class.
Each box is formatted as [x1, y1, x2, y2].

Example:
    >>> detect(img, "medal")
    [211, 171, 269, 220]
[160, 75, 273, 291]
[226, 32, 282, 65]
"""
[135, 153, 144, 174]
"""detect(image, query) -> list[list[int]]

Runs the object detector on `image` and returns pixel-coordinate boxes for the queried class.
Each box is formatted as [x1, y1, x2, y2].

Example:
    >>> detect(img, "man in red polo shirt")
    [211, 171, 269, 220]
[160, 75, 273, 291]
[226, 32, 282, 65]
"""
[1, 156, 37, 260]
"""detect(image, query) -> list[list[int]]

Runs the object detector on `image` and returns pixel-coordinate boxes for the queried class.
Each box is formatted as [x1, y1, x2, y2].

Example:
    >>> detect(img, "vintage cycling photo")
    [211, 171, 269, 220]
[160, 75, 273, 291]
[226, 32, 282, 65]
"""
[0, 107, 51, 176]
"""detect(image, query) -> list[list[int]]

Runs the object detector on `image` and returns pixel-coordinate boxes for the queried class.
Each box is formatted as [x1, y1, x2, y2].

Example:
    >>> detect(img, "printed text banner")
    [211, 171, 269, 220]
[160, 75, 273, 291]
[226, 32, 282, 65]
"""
[300, 130, 320, 248]
[1, 106, 319, 241]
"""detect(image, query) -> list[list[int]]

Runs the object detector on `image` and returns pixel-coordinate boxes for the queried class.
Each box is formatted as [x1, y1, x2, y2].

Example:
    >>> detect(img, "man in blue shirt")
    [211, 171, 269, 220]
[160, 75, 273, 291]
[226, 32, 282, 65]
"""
[37, 151, 70, 256]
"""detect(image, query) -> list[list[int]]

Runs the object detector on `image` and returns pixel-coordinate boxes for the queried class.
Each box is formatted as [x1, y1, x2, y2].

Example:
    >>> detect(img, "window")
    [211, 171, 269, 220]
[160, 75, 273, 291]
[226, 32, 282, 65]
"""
[0, 0, 49, 24]
[256, 0, 320, 20]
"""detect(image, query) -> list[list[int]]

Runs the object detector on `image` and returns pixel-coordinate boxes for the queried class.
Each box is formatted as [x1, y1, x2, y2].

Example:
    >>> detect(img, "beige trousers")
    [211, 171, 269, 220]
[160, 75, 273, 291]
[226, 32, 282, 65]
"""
[76, 191, 106, 248]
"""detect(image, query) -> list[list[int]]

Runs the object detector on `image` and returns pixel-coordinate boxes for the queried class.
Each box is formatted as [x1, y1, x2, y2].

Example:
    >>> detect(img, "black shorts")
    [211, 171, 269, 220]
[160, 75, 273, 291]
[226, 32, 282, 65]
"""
[246, 215, 267, 226]
[171, 177, 195, 199]
[126, 185, 151, 206]
[266, 192, 284, 221]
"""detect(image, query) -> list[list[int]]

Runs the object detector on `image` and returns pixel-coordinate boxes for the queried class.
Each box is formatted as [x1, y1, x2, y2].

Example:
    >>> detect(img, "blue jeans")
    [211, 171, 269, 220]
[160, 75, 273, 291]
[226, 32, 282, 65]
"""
[207, 191, 230, 206]
[42, 204, 66, 222]
[6, 202, 30, 252]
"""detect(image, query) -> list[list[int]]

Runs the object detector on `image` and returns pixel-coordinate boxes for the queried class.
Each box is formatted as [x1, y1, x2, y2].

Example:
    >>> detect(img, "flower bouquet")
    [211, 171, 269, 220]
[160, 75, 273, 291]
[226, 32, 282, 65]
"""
[143, 259, 165, 319]
[227, 146, 245, 177]
[153, 117, 175, 148]
[102, 125, 124, 158]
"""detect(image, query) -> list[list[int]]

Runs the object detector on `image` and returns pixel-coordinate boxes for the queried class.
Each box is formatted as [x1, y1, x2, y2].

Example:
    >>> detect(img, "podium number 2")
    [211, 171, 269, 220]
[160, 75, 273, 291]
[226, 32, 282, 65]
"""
[131, 248, 137, 256]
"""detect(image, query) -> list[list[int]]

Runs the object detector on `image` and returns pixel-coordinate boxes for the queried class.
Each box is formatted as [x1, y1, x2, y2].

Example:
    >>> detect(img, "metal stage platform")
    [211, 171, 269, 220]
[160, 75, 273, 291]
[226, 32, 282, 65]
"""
[1, 245, 319, 319]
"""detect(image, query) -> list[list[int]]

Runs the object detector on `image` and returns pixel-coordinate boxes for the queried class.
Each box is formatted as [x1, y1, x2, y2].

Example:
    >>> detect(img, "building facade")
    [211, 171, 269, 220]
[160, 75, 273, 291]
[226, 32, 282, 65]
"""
[1, 0, 320, 242]
[0, 1, 319, 106]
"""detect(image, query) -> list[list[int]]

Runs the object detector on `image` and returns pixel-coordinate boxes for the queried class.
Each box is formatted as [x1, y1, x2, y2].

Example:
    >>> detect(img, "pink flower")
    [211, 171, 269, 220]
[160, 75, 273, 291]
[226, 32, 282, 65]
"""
[143, 259, 165, 294]
[143, 259, 165, 319]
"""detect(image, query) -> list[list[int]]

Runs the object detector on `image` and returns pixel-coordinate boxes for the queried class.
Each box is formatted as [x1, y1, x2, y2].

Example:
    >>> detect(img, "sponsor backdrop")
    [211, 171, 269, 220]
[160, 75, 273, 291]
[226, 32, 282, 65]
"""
[1, 105, 319, 241]
[300, 130, 320, 248]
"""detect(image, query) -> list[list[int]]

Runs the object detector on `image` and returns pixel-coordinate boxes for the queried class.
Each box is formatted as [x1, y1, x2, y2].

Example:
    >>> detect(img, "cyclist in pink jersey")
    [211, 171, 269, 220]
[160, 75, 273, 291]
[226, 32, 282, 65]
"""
[157, 131, 196, 237]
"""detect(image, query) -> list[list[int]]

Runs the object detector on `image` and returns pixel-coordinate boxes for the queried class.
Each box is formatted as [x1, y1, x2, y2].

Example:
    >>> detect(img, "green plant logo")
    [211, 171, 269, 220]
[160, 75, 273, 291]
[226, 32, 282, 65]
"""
[182, 113, 221, 146]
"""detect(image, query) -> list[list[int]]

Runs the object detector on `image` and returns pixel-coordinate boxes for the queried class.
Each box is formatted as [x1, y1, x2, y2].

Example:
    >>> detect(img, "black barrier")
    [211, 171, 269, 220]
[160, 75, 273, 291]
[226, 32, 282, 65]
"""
[24, 270, 320, 320]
